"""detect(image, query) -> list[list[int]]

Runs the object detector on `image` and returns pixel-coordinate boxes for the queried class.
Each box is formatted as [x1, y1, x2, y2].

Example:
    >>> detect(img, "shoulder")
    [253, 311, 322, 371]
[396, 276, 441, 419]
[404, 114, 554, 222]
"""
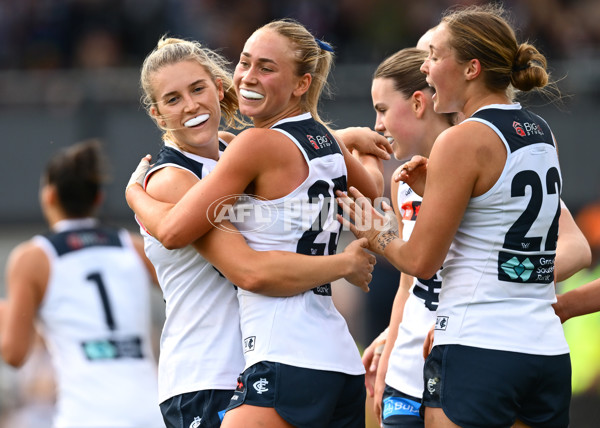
[218, 130, 237, 144]
[6, 239, 49, 292]
[146, 165, 199, 204]
[227, 127, 300, 157]
[8, 239, 47, 267]
[434, 120, 503, 158]
[234, 127, 285, 143]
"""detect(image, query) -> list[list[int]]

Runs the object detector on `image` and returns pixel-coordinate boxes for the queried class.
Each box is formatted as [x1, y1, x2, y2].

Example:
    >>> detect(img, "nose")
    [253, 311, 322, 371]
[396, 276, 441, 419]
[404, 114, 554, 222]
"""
[240, 65, 257, 84]
[374, 115, 385, 132]
[182, 93, 198, 112]
[420, 59, 429, 75]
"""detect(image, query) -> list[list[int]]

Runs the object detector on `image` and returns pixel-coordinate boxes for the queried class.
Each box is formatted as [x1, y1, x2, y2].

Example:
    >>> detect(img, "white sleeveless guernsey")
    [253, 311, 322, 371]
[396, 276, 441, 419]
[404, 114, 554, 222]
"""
[142, 141, 244, 404]
[385, 183, 442, 398]
[433, 104, 569, 355]
[231, 112, 365, 375]
[35, 218, 164, 427]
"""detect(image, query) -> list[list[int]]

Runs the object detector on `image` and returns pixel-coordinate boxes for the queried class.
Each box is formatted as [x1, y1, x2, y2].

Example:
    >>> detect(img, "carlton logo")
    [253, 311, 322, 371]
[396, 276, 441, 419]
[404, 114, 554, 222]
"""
[513, 121, 526, 137]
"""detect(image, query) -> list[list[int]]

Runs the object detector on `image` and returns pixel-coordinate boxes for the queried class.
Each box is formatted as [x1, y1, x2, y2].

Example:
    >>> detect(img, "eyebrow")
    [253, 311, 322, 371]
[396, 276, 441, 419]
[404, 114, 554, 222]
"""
[240, 51, 277, 66]
[160, 79, 207, 100]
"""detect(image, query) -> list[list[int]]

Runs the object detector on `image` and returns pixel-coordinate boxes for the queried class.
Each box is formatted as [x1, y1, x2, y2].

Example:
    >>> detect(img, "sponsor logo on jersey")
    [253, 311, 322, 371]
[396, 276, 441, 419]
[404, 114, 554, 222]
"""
[66, 231, 110, 250]
[513, 120, 544, 137]
[306, 133, 332, 149]
[81, 336, 144, 360]
[513, 121, 526, 136]
[189, 416, 202, 428]
[498, 251, 555, 284]
[435, 316, 448, 330]
[253, 378, 269, 394]
[501, 256, 535, 281]
[243, 336, 256, 353]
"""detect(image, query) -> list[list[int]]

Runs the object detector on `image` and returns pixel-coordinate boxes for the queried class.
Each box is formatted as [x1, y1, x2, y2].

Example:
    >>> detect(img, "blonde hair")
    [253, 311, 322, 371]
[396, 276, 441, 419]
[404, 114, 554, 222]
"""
[140, 36, 247, 143]
[441, 4, 550, 95]
[258, 19, 334, 124]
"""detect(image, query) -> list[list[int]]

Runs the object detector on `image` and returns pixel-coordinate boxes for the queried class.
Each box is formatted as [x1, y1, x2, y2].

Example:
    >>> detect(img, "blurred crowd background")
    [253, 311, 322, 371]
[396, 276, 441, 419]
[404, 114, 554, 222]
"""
[1, 0, 599, 426]
[2, 0, 600, 69]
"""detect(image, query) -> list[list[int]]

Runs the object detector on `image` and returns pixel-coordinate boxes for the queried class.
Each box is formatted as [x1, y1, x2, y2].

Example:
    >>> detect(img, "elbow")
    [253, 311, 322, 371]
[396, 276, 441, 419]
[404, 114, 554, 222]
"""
[411, 264, 439, 280]
[581, 245, 593, 270]
[1, 343, 26, 368]
[158, 229, 188, 250]
[407, 254, 441, 280]
[234, 271, 271, 293]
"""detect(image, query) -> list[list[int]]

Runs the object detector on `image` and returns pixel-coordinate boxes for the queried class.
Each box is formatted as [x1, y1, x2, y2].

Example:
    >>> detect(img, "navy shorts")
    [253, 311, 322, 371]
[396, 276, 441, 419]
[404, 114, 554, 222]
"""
[225, 361, 366, 428]
[421, 344, 571, 428]
[381, 384, 424, 428]
[160, 389, 234, 428]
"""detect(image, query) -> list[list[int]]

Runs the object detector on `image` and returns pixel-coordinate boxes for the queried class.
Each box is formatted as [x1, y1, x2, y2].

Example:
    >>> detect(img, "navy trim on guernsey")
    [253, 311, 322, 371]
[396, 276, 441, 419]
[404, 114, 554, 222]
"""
[153, 145, 206, 179]
[272, 119, 343, 161]
[471, 107, 555, 154]
[44, 226, 123, 256]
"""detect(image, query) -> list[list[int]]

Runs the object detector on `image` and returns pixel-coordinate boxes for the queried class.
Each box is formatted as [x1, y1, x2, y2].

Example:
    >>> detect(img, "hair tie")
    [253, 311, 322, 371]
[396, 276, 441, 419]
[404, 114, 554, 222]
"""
[512, 63, 530, 72]
[315, 38, 334, 53]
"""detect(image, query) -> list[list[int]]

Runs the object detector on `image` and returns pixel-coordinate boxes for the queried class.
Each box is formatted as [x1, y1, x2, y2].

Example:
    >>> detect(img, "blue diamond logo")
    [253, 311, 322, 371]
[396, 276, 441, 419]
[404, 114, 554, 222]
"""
[501, 257, 534, 281]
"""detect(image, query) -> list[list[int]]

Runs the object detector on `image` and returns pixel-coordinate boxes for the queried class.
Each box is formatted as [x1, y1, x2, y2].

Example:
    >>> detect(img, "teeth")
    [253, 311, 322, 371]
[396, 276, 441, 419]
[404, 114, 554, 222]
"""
[387, 137, 394, 143]
[240, 89, 264, 100]
[184, 114, 210, 127]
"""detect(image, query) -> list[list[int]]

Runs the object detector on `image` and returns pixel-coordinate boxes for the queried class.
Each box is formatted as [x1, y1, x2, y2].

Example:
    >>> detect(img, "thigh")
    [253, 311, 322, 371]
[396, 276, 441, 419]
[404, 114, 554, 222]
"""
[222, 404, 294, 428]
[381, 384, 423, 428]
[424, 407, 461, 428]
[160, 389, 234, 428]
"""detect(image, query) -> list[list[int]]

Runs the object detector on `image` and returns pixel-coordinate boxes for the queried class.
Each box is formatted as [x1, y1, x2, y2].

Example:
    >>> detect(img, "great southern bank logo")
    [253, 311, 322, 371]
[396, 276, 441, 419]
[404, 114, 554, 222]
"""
[501, 256, 534, 281]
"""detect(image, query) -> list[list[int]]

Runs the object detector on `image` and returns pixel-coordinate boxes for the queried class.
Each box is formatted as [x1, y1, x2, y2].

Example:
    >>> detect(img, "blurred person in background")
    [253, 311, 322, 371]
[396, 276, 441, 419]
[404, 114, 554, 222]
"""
[0, 140, 164, 428]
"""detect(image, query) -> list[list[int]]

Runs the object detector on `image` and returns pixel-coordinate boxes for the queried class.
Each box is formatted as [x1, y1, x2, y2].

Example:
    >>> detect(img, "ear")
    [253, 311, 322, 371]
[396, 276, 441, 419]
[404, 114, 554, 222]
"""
[465, 58, 482, 81]
[40, 183, 57, 208]
[215, 78, 225, 102]
[412, 91, 428, 119]
[93, 191, 105, 209]
[293, 73, 312, 97]
[150, 106, 166, 127]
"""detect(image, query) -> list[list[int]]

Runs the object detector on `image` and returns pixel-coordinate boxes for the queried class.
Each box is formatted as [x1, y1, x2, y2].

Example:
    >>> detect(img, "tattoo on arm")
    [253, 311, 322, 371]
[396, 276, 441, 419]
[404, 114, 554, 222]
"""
[376, 229, 398, 252]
